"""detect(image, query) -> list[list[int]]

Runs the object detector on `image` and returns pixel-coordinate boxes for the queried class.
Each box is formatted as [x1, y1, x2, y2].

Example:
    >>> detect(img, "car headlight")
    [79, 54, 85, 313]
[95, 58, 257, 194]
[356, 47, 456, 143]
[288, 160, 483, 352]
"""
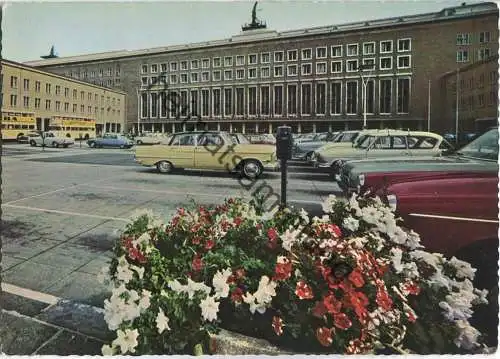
[358, 174, 365, 186]
[386, 194, 397, 211]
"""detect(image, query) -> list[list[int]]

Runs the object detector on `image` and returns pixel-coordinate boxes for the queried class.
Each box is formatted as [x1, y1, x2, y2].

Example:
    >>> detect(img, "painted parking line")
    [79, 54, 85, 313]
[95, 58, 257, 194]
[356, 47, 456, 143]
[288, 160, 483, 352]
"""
[1, 204, 130, 222]
[80, 183, 325, 205]
[1, 282, 59, 306]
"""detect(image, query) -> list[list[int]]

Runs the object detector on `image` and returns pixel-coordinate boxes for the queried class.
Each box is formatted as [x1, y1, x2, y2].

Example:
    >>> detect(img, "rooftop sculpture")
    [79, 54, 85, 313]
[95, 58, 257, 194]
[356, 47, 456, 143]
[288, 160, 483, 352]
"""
[242, 1, 267, 31]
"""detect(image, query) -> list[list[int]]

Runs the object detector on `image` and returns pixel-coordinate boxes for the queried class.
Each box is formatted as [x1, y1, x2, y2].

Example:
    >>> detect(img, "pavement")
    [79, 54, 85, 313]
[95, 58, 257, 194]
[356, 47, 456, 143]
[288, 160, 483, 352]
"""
[0, 141, 335, 355]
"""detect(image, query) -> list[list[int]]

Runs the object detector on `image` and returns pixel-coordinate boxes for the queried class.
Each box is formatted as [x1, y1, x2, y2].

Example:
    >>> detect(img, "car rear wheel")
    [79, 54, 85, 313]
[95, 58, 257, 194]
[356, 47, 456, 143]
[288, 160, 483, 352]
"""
[241, 159, 263, 179]
[52, 142, 59, 148]
[137, 140, 143, 145]
[30, 140, 36, 147]
[89, 141, 96, 148]
[157, 161, 173, 174]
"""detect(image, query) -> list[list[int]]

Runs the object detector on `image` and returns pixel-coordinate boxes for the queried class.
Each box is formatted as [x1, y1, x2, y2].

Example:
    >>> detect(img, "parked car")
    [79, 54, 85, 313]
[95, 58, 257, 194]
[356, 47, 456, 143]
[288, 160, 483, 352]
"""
[18, 131, 42, 144]
[29, 131, 75, 148]
[312, 130, 454, 176]
[291, 132, 339, 161]
[87, 133, 134, 148]
[247, 133, 276, 145]
[230, 133, 252, 145]
[134, 131, 279, 179]
[135, 132, 162, 145]
[338, 129, 499, 346]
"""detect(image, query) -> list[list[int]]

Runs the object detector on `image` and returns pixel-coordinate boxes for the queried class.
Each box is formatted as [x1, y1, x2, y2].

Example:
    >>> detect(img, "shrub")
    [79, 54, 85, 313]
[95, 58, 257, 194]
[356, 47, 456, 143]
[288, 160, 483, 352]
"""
[99, 194, 490, 355]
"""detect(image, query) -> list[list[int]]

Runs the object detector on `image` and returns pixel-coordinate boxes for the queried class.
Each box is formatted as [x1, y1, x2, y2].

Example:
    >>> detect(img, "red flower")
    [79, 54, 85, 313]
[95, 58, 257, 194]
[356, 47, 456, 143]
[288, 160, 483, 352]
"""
[328, 224, 342, 238]
[273, 258, 292, 281]
[192, 236, 201, 245]
[323, 293, 342, 314]
[348, 268, 365, 288]
[403, 281, 421, 296]
[315, 327, 334, 347]
[272, 316, 284, 336]
[128, 246, 147, 264]
[406, 309, 417, 323]
[295, 280, 314, 300]
[333, 312, 352, 330]
[233, 217, 243, 226]
[192, 255, 203, 272]
[267, 228, 279, 247]
[376, 288, 393, 311]
[204, 239, 215, 250]
[348, 291, 369, 321]
[226, 275, 237, 285]
[230, 288, 244, 303]
[312, 301, 328, 318]
[346, 339, 364, 354]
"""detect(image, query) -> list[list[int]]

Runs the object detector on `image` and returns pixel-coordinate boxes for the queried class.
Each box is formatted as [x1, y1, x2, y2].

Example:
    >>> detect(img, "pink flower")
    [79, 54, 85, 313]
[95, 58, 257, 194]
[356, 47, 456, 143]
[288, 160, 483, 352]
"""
[295, 280, 314, 300]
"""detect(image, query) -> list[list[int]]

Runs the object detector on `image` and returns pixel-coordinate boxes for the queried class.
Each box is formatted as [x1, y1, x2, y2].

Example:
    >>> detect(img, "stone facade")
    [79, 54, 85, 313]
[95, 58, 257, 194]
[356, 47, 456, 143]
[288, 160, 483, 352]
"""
[25, 2, 499, 134]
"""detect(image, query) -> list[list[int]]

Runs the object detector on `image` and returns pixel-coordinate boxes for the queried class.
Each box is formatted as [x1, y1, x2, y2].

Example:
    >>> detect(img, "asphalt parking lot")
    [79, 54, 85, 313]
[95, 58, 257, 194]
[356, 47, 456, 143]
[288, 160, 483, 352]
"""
[1, 142, 339, 308]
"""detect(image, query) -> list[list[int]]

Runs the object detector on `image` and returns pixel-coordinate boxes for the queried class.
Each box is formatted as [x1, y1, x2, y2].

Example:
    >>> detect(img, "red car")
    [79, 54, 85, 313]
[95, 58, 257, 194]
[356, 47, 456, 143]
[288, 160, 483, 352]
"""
[337, 128, 499, 345]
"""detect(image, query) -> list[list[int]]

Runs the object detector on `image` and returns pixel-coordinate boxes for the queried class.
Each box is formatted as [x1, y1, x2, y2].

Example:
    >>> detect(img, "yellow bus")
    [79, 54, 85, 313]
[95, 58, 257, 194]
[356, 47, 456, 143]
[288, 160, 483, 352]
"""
[1, 111, 37, 141]
[48, 116, 96, 140]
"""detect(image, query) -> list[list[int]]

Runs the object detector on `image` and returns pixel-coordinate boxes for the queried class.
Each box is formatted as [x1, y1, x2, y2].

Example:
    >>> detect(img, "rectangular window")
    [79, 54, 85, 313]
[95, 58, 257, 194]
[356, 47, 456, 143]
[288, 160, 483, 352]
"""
[346, 81, 358, 114]
[347, 44, 358, 56]
[141, 65, 148, 73]
[397, 55, 411, 69]
[274, 85, 283, 115]
[260, 86, 270, 115]
[287, 85, 297, 115]
[191, 73, 199, 82]
[287, 65, 297, 76]
[236, 69, 245, 79]
[397, 78, 410, 114]
[64, 102, 69, 112]
[80, 105, 84, 113]
[213, 71, 221, 81]
[35, 81, 41, 92]
[190, 90, 198, 117]
[380, 57, 392, 70]
[316, 83, 326, 115]
[160, 92, 167, 117]
[248, 68, 257, 79]
[456, 33, 471, 45]
[64, 87, 69, 97]
[477, 48, 491, 60]
[213, 89, 221, 116]
[363, 42, 375, 55]
[201, 72, 210, 82]
[151, 64, 158, 73]
[479, 31, 491, 43]
[316, 47, 327, 59]
[301, 83, 312, 115]
[274, 66, 283, 77]
[346, 60, 358, 72]
[35, 98, 41, 109]
[23, 79, 29, 90]
[316, 62, 327, 74]
[201, 89, 210, 117]
[235, 88, 244, 115]
[180, 74, 188, 83]
[331, 45, 342, 57]
[202, 59, 210, 68]
[261, 67, 270, 78]
[224, 88, 232, 116]
[331, 82, 342, 114]
[236, 56, 245, 66]
[248, 54, 258, 65]
[287, 50, 297, 61]
[274, 51, 284, 62]
[301, 64, 312, 75]
[45, 99, 51, 110]
[398, 38, 411, 52]
[151, 93, 158, 117]
[362, 58, 376, 70]
[366, 80, 375, 114]
[302, 48, 312, 60]
[23, 96, 29, 108]
[9, 76, 17, 88]
[191, 60, 199, 70]
[248, 87, 257, 115]
[224, 70, 232, 80]
[160, 63, 168, 72]
[261, 53, 270, 63]
[456, 50, 469, 63]
[224, 56, 233, 67]
[170, 62, 178, 71]
[379, 79, 392, 114]
[46, 84, 51, 94]
[380, 40, 393, 53]
[213, 57, 221, 67]
[141, 93, 148, 117]
[331, 61, 342, 73]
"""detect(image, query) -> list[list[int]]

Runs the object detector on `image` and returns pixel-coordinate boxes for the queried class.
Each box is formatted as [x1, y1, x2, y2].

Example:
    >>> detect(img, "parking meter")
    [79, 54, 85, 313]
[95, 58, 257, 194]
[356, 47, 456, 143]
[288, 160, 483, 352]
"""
[276, 125, 293, 160]
[276, 125, 293, 209]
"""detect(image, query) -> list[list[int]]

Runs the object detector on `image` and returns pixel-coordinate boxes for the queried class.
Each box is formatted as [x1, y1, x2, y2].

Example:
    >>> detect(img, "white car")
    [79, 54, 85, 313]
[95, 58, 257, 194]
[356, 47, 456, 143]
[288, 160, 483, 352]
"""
[29, 132, 75, 148]
[135, 133, 162, 145]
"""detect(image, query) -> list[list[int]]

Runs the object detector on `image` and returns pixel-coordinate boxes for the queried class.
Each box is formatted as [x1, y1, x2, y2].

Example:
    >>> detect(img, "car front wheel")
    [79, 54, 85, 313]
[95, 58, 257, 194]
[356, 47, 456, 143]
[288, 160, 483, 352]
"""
[89, 142, 96, 148]
[157, 161, 173, 174]
[241, 159, 263, 179]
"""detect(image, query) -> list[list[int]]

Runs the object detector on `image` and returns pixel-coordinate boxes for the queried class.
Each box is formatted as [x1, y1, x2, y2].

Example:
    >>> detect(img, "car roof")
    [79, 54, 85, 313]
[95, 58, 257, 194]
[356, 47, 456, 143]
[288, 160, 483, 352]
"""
[356, 129, 443, 139]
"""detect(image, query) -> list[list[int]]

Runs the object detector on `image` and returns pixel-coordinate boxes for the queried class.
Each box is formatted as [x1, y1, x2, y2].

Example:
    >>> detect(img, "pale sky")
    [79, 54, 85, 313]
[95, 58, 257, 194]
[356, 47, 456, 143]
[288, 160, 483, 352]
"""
[2, 0, 488, 63]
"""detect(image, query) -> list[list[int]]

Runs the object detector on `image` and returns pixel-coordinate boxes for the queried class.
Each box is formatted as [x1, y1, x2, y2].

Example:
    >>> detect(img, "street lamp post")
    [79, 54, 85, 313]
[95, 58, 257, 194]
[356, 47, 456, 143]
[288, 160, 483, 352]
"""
[136, 87, 141, 135]
[357, 63, 375, 129]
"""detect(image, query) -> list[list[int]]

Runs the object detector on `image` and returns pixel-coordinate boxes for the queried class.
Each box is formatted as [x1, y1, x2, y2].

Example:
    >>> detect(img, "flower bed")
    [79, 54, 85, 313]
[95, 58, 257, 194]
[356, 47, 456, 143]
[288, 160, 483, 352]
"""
[99, 193, 490, 355]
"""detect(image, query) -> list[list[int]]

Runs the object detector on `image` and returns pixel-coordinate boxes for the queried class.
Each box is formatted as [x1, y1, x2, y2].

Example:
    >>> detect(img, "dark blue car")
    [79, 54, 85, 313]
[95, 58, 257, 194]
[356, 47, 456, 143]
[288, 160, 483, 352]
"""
[87, 133, 134, 149]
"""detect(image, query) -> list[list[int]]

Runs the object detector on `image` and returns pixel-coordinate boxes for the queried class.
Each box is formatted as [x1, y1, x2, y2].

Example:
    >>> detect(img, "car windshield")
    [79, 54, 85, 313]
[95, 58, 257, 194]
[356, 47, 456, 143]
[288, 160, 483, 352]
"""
[335, 132, 358, 143]
[457, 129, 498, 161]
[356, 135, 377, 149]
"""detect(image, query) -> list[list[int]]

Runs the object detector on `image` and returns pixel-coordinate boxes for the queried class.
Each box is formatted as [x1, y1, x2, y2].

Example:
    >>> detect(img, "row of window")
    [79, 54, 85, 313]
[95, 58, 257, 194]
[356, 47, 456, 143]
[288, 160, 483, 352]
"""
[456, 31, 493, 45]
[455, 70, 499, 90]
[7, 77, 121, 106]
[66, 67, 121, 79]
[139, 78, 411, 118]
[455, 91, 498, 109]
[140, 39, 412, 74]
[142, 56, 411, 85]
[8, 94, 121, 117]
[456, 48, 493, 63]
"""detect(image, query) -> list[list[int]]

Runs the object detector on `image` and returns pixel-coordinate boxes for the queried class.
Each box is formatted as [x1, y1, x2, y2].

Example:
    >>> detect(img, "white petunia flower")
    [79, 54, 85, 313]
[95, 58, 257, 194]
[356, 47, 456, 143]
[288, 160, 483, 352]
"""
[156, 309, 171, 334]
[299, 208, 310, 224]
[185, 278, 211, 299]
[343, 216, 360, 232]
[131, 265, 145, 280]
[138, 289, 152, 311]
[101, 344, 115, 356]
[472, 288, 489, 305]
[321, 194, 337, 213]
[199, 295, 220, 322]
[212, 268, 232, 299]
[390, 247, 404, 273]
[448, 257, 477, 280]
[454, 320, 481, 350]
[347, 236, 368, 249]
[112, 329, 140, 354]
[280, 228, 301, 252]
[133, 232, 151, 247]
[168, 279, 186, 293]
[116, 265, 134, 284]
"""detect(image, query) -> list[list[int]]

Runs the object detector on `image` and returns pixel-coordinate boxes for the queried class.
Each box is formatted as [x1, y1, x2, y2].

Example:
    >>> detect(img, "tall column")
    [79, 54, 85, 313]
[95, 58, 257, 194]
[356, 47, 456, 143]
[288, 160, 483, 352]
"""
[268, 123, 272, 134]
[328, 124, 332, 132]
[344, 122, 349, 131]
[312, 123, 317, 133]
[229, 123, 233, 133]
[172, 123, 175, 133]
[217, 123, 221, 131]
[182, 123, 186, 132]
[162, 123, 166, 133]
[242, 123, 246, 134]
[255, 123, 259, 133]
[298, 123, 302, 134]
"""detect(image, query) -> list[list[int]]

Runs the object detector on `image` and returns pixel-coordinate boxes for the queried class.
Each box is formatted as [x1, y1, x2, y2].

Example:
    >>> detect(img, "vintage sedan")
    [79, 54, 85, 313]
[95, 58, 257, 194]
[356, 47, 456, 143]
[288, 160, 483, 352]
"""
[291, 132, 339, 161]
[313, 130, 453, 176]
[343, 129, 499, 345]
[87, 133, 135, 149]
[29, 131, 75, 148]
[134, 131, 279, 179]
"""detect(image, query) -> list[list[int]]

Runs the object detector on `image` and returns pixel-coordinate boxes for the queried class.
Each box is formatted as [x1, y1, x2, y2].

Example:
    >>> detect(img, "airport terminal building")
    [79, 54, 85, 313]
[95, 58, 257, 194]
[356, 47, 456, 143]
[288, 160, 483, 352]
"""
[25, 2, 498, 134]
